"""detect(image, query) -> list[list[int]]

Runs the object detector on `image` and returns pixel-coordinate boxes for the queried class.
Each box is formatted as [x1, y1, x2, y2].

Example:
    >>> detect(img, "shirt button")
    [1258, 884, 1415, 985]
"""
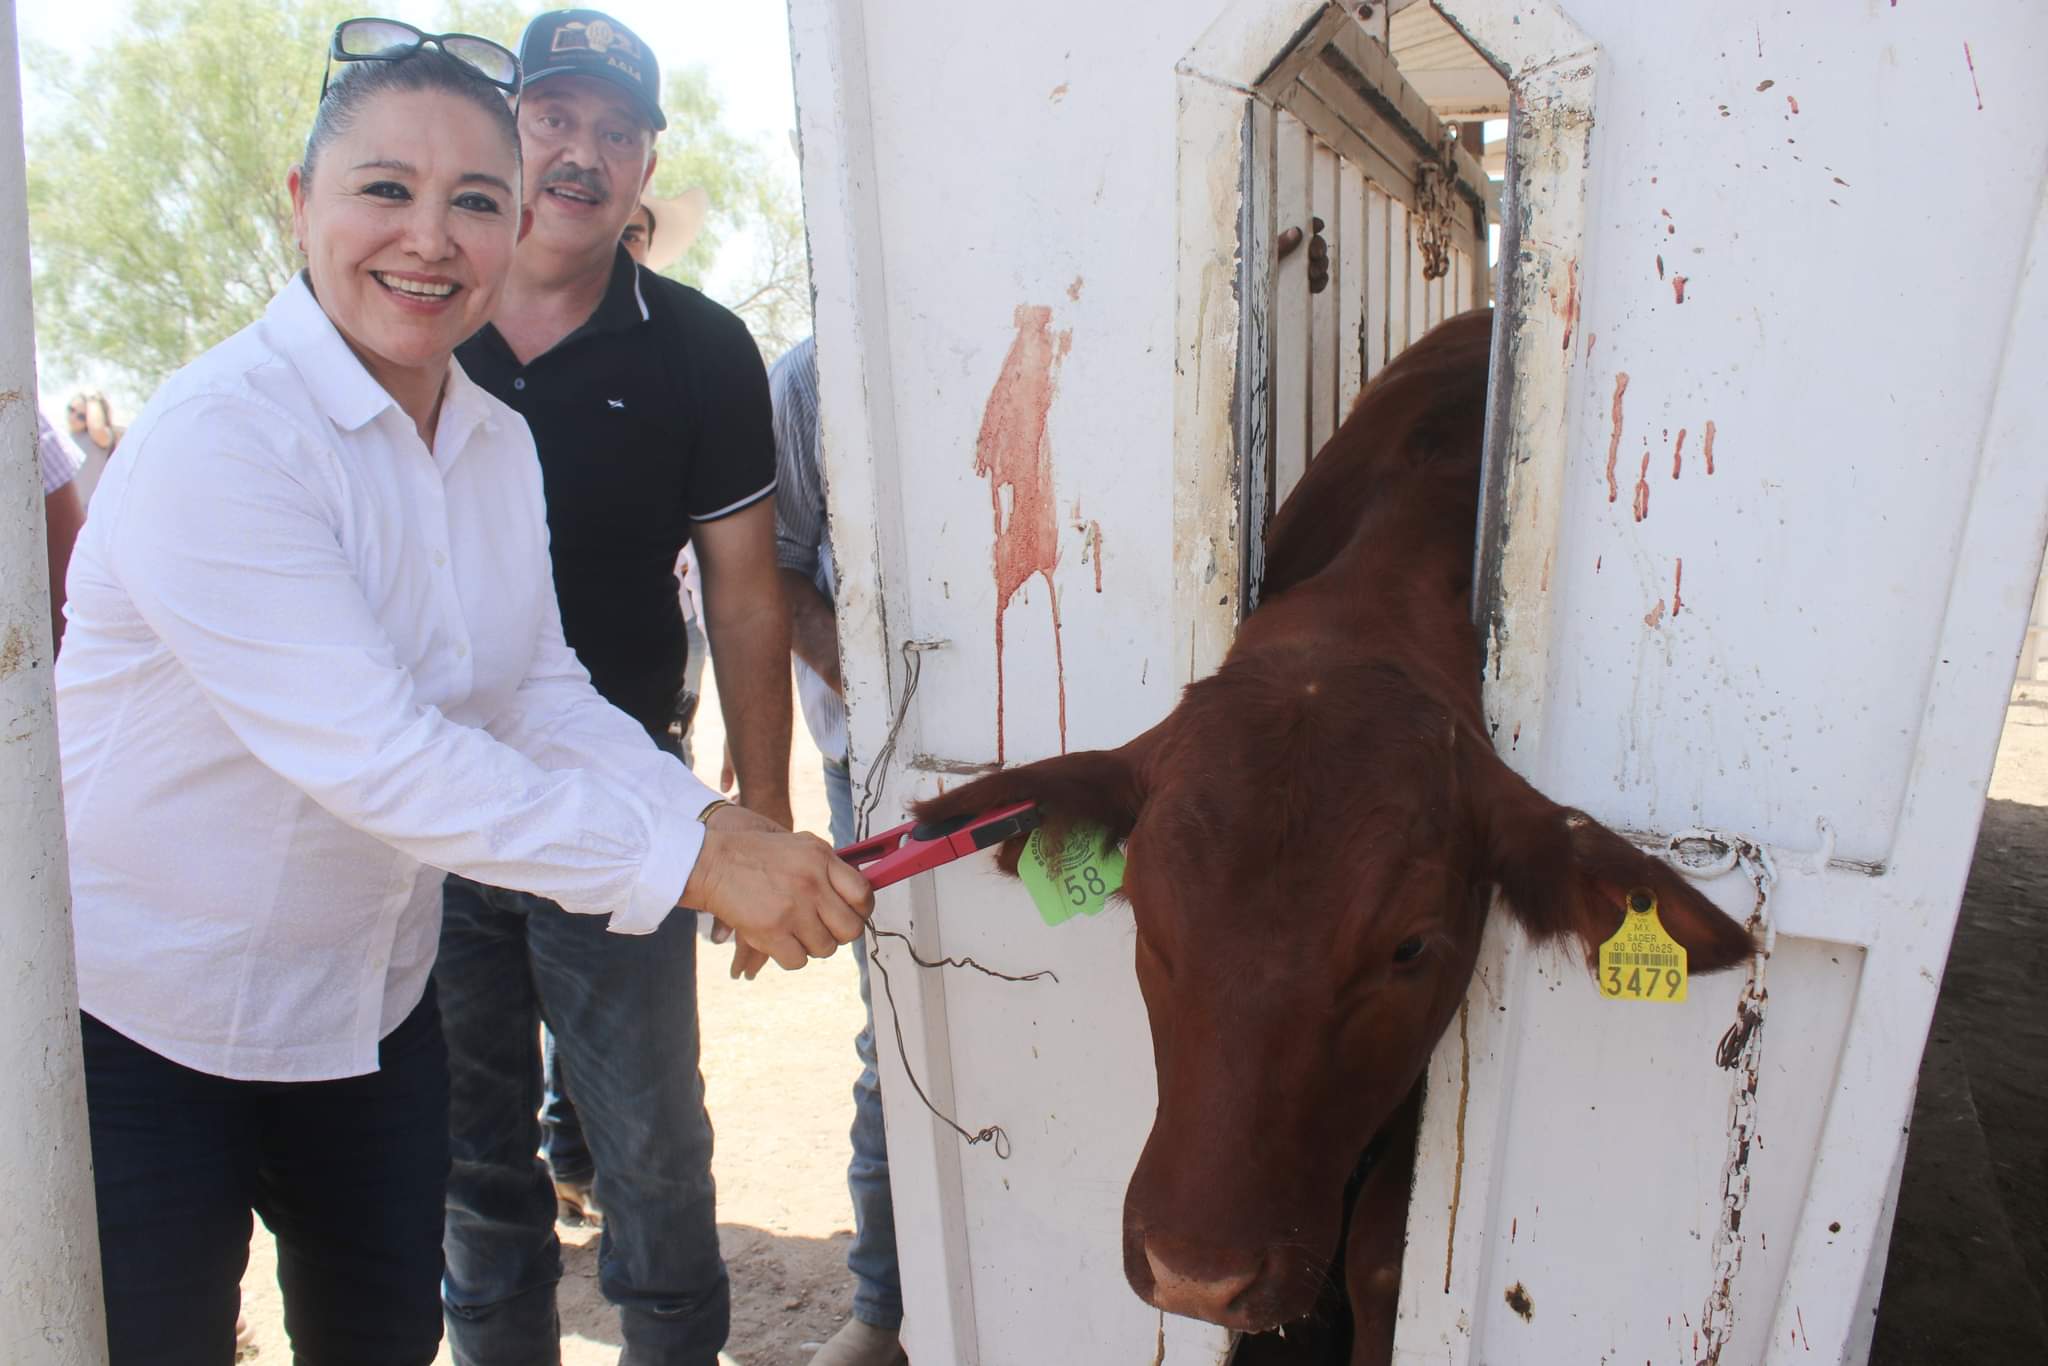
[456, 642, 469, 659]
[513, 377, 526, 391]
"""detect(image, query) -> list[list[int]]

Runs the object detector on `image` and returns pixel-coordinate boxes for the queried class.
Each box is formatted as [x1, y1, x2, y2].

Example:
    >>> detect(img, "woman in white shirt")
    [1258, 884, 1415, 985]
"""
[54, 26, 869, 1364]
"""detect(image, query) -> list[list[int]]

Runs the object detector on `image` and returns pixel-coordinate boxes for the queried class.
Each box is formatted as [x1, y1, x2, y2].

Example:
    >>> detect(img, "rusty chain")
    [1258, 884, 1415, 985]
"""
[1414, 130, 1462, 283]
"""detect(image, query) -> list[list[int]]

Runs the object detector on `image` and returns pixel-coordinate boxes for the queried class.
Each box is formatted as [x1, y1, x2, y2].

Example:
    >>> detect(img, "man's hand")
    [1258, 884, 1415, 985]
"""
[681, 802, 869, 976]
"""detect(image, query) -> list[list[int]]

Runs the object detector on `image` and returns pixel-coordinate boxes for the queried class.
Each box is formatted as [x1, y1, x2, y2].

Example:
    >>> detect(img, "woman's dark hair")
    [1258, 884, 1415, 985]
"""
[302, 48, 520, 184]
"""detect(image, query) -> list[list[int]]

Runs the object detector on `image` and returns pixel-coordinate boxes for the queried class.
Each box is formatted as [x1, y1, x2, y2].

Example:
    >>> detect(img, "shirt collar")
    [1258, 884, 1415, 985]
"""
[565, 245, 653, 342]
[266, 273, 402, 434]
[433, 357, 501, 469]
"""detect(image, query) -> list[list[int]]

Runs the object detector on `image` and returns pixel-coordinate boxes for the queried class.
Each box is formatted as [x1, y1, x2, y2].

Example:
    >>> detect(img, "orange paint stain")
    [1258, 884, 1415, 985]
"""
[974, 304, 1073, 760]
[1606, 372, 1630, 503]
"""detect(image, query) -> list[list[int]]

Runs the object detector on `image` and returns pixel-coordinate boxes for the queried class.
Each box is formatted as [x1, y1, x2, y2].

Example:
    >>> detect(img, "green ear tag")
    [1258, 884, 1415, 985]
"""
[1018, 824, 1126, 926]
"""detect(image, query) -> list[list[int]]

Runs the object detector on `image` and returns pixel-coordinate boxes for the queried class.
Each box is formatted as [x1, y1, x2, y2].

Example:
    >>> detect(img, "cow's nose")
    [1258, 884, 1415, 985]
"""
[1141, 1236, 1264, 1327]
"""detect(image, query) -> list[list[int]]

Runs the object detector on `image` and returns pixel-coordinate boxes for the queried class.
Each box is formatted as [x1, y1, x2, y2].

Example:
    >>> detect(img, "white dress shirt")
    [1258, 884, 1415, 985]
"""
[57, 276, 719, 1082]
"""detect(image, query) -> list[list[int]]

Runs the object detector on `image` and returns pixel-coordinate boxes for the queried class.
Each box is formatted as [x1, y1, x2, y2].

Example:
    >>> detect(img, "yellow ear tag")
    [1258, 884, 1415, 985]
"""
[1597, 889, 1688, 1002]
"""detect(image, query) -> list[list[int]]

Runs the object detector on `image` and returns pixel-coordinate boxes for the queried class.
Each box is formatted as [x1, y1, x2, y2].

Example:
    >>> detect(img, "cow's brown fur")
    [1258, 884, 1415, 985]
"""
[911, 310, 1753, 1359]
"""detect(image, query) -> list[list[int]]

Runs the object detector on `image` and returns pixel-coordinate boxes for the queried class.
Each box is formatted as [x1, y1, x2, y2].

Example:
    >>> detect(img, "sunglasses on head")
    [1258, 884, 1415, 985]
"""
[322, 17, 521, 99]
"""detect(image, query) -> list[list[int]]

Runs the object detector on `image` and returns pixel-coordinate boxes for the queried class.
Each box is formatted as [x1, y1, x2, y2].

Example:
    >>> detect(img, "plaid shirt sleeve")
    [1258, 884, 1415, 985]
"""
[37, 412, 79, 496]
[769, 338, 824, 579]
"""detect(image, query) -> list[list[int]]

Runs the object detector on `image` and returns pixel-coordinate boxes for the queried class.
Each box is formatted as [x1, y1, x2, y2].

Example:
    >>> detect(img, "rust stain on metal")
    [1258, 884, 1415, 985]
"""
[1050, 81, 1070, 103]
[1539, 548, 1551, 593]
[1634, 452, 1652, 522]
[1704, 420, 1718, 475]
[1587, 330, 1598, 357]
[1755, 79, 1776, 92]
[1554, 258, 1579, 354]
[975, 304, 1072, 761]
[1644, 599, 1667, 628]
[1964, 43, 1984, 111]
[1067, 275, 1083, 300]
[1657, 254, 1665, 281]
[1672, 276, 1690, 304]
[1442, 998, 1472, 1294]
[1504, 1282, 1534, 1322]
[1673, 427, 1687, 479]
[1787, 95, 1800, 115]
[1672, 558, 1685, 617]
[1699, 838, 1777, 1366]
[0, 623, 27, 681]
[1606, 373, 1630, 503]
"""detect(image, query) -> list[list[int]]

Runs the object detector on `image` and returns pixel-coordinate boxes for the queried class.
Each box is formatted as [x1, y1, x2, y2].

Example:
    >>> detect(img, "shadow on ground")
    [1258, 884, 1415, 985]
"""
[1873, 797, 2048, 1364]
[553, 1221, 857, 1364]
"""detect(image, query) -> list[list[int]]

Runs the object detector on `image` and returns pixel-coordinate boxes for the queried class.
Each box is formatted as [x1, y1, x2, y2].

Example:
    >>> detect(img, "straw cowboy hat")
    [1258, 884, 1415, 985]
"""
[636, 187, 710, 272]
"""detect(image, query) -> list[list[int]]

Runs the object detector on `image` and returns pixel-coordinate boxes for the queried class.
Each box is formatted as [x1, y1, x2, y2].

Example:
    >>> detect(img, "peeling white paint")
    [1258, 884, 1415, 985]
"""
[0, 1, 108, 1356]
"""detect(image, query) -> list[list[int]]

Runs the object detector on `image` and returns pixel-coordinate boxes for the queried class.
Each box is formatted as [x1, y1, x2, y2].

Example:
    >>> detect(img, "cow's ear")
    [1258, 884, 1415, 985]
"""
[908, 725, 1161, 875]
[1464, 746, 1755, 975]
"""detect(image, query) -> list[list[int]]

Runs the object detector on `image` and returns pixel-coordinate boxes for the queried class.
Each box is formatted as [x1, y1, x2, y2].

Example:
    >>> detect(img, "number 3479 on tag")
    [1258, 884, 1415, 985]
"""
[1597, 889, 1689, 1003]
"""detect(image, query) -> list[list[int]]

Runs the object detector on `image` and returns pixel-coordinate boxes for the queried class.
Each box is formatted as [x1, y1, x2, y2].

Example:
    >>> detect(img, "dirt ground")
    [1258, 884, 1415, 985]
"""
[232, 676, 2048, 1363]
[1872, 681, 2048, 1364]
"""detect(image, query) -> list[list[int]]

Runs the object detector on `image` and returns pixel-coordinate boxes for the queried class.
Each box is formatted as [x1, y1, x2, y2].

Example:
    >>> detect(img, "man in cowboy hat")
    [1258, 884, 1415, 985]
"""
[443, 11, 794, 1363]
[620, 187, 709, 274]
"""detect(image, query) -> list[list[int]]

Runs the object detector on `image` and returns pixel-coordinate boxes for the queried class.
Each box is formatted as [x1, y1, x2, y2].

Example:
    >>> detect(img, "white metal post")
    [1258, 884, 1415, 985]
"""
[0, 0, 109, 1357]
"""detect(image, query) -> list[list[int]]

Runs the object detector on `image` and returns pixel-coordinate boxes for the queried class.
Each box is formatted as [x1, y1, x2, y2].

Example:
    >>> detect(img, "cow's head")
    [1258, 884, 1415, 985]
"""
[911, 648, 1754, 1333]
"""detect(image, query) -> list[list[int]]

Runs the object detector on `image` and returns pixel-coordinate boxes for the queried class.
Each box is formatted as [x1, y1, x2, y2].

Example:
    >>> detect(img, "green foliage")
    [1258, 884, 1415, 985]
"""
[26, 0, 327, 391]
[645, 67, 810, 361]
[27, 0, 810, 392]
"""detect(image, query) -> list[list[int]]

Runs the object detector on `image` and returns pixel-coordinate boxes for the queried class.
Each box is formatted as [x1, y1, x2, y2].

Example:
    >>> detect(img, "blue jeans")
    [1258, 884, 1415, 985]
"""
[82, 986, 449, 1365]
[539, 1026, 591, 1185]
[437, 877, 726, 1366]
[545, 643, 707, 1182]
[827, 758, 904, 1331]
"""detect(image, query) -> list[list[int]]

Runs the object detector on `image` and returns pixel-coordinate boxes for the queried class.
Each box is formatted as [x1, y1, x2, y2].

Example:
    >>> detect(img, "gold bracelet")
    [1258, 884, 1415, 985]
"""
[697, 798, 732, 825]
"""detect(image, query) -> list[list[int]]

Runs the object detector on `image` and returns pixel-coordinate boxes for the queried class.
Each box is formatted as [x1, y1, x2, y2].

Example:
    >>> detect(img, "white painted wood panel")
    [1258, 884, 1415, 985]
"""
[1309, 136, 1340, 453]
[1386, 197, 1410, 364]
[1365, 186, 1391, 379]
[1336, 158, 1368, 421]
[1272, 111, 1311, 505]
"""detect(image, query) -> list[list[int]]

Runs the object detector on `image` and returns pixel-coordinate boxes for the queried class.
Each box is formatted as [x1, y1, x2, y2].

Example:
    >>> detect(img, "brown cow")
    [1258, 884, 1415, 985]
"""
[912, 309, 1754, 1361]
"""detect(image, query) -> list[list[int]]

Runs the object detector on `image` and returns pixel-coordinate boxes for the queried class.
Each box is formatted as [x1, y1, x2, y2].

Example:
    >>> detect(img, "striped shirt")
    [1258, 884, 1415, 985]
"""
[38, 411, 80, 495]
[769, 338, 847, 763]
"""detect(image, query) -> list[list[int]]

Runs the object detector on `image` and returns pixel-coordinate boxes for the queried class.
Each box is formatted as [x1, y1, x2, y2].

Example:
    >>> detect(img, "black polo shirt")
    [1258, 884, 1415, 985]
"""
[457, 249, 776, 733]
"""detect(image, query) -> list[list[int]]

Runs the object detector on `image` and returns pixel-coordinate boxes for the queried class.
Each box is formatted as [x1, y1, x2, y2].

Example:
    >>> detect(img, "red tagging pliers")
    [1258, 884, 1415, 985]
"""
[835, 802, 1042, 890]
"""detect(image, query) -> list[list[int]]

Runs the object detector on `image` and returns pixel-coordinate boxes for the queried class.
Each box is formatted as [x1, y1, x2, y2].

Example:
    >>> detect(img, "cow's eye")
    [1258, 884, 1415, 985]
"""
[1391, 937, 1427, 965]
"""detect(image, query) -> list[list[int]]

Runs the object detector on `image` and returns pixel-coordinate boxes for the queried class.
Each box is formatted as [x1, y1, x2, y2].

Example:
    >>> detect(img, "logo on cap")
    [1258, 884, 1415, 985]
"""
[550, 18, 641, 61]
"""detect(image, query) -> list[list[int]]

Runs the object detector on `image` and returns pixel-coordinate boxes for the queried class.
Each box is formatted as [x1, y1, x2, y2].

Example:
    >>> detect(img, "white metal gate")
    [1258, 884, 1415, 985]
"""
[786, 2, 2048, 1363]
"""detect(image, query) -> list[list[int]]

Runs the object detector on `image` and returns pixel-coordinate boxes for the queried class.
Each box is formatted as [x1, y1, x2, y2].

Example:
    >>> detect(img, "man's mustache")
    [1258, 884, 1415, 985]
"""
[539, 165, 608, 202]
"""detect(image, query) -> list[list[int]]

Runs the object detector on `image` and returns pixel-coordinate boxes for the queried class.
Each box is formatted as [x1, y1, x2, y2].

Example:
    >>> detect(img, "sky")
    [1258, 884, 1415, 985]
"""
[14, 0, 802, 421]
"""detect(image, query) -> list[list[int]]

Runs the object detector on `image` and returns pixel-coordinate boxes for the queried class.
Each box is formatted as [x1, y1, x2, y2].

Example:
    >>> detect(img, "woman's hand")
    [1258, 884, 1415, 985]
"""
[680, 803, 871, 975]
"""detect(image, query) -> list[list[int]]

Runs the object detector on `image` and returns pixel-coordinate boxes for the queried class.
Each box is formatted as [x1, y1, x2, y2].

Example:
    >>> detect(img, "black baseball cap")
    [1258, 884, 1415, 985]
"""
[518, 9, 666, 131]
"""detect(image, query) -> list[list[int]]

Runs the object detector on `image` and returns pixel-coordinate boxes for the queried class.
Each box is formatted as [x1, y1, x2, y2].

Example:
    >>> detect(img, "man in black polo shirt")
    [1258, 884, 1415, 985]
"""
[438, 11, 793, 1364]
